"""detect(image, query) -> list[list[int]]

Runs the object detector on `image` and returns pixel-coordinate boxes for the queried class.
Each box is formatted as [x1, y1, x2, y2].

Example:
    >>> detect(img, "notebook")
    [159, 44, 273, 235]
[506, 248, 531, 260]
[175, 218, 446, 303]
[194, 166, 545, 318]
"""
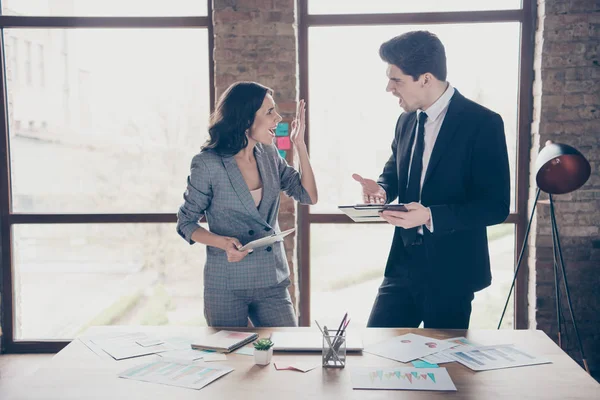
[270, 331, 364, 352]
[191, 330, 258, 353]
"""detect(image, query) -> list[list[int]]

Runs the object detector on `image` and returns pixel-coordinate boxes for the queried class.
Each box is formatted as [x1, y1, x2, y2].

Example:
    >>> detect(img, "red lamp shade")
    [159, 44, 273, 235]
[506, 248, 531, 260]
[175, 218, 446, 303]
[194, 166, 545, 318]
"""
[535, 143, 591, 195]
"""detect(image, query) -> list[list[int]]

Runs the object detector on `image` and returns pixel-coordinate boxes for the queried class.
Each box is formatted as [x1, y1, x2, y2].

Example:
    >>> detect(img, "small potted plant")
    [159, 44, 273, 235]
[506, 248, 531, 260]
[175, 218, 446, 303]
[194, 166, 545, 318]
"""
[253, 338, 274, 365]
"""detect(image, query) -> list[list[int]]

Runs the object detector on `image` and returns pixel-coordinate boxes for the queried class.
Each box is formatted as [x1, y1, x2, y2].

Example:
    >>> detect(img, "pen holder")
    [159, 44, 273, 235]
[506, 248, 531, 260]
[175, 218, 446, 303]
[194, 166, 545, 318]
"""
[322, 330, 346, 368]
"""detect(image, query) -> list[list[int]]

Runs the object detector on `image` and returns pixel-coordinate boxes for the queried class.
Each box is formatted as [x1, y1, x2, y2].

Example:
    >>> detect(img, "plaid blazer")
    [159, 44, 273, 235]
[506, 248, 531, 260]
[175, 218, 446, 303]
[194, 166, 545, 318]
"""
[176, 143, 312, 290]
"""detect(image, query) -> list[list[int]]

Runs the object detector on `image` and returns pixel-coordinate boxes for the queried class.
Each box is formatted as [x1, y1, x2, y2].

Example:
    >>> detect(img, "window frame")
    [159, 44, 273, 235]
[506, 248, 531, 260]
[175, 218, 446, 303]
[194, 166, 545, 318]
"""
[0, 1, 215, 353]
[296, 0, 535, 328]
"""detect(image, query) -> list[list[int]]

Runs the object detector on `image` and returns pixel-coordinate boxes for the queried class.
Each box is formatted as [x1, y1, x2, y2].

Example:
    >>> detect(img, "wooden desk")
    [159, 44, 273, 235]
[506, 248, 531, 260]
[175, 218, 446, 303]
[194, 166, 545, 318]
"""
[2, 327, 599, 399]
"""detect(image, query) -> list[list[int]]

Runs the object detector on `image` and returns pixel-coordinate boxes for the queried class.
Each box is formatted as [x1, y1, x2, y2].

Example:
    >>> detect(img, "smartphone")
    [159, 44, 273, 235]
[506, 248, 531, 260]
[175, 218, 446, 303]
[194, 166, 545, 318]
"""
[382, 204, 408, 212]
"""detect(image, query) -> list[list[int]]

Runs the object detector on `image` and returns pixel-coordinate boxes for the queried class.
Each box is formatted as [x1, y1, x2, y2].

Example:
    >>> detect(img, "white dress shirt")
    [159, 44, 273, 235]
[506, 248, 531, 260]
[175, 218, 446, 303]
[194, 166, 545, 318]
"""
[406, 83, 455, 234]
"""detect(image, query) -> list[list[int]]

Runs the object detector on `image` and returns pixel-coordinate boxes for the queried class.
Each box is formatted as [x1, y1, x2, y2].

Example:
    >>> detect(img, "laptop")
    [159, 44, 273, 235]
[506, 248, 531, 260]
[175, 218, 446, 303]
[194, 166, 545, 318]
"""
[270, 331, 364, 352]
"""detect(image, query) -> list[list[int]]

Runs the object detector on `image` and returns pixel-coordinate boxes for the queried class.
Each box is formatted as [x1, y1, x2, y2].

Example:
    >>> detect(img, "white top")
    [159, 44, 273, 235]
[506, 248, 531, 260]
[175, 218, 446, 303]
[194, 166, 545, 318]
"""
[250, 187, 263, 207]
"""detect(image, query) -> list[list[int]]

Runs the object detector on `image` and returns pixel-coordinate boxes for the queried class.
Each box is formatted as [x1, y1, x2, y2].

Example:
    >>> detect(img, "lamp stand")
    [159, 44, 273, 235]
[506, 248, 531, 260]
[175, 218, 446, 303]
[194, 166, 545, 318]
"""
[498, 188, 589, 374]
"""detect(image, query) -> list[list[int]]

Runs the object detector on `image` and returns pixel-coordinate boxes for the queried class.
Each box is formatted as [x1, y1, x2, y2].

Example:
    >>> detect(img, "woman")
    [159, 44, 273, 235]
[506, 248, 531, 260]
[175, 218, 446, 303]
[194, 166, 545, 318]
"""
[176, 81, 318, 327]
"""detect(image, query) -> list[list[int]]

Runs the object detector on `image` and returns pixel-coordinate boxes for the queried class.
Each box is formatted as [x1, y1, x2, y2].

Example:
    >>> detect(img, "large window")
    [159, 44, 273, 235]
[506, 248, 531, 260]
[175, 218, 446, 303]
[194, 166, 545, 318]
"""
[1, 1, 212, 350]
[308, 0, 521, 14]
[1, 0, 207, 17]
[309, 23, 520, 214]
[8, 29, 209, 214]
[298, 1, 533, 329]
[13, 224, 206, 339]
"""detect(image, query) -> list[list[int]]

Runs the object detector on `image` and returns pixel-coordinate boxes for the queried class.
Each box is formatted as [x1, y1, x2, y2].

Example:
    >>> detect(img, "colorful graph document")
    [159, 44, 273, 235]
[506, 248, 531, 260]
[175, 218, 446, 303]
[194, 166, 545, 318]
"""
[351, 367, 457, 391]
[420, 336, 480, 364]
[365, 333, 456, 363]
[119, 360, 234, 390]
[447, 344, 552, 371]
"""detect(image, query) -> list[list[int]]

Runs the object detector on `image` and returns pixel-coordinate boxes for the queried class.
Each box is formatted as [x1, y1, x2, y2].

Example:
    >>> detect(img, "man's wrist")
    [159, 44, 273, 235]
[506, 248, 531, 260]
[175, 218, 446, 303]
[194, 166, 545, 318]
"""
[425, 207, 433, 231]
[378, 184, 387, 203]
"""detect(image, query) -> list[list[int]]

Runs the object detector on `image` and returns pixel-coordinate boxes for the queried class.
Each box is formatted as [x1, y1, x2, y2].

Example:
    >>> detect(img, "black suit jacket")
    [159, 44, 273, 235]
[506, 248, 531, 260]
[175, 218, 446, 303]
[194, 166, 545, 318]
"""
[378, 90, 510, 293]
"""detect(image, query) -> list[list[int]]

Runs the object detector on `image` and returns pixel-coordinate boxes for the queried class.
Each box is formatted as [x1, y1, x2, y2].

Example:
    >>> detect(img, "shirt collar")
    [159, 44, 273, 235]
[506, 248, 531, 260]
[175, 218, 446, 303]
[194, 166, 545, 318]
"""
[418, 83, 455, 122]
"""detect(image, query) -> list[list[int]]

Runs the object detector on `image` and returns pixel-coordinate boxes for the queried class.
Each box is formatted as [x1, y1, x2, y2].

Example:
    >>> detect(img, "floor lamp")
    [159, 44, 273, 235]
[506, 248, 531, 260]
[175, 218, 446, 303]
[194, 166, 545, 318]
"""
[498, 141, 592, 374]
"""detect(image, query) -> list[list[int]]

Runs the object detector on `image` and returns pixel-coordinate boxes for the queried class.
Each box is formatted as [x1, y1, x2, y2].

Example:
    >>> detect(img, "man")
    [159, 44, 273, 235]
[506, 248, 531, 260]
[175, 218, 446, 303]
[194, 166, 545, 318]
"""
[353, 31, 510, 329]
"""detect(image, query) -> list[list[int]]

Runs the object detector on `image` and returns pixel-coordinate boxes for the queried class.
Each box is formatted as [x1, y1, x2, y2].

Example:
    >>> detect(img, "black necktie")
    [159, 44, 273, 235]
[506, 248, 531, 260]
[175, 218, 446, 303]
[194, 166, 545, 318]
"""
[401, 111, 428, 246]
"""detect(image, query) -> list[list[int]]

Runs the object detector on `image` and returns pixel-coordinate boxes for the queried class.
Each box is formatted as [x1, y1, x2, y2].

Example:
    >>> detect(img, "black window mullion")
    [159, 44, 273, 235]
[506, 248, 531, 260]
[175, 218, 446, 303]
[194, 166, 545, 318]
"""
[306, 9, 524, 27]
[0, 16, 209, 29]
[8, 214, 180, 224]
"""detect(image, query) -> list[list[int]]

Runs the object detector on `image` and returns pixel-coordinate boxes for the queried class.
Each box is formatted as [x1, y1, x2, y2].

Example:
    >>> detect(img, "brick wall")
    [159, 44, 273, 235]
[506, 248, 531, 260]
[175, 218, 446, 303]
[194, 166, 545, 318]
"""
[213, 0, 300, 310]
[530, 0, 600, 375]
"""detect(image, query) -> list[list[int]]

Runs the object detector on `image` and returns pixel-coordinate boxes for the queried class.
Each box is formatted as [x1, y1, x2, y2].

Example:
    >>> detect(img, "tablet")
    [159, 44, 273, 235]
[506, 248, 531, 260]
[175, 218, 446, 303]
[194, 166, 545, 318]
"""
[338, 203, 408, 222]
[239, 228, 295, 251]
[383, 204, 408, 212]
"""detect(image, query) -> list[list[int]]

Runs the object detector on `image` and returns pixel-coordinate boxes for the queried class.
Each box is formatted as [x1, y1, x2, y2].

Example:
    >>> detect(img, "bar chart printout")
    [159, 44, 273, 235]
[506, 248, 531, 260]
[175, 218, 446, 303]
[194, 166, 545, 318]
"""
[351, 367, 457, 391]
[119, 360, 234, 390]
[447, 345, 552, 371]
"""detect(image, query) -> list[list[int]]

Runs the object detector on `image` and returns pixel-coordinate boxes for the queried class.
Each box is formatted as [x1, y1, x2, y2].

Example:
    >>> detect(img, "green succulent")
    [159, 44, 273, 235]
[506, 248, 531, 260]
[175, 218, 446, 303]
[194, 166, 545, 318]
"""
[253, 338, 274, 351]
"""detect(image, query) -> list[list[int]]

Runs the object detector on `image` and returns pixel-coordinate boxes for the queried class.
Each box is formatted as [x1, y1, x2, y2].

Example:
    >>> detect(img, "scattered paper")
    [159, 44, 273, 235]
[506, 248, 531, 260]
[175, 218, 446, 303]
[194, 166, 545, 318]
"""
[158, 349, 214, 362]
[202, 353, 228, 362]
[412, 360, 439, 368]
[234, 347, 255, 356]
[161, 336, 198, 349]
[420, 336, 480, 364]
[447, 344, 552, 371]
[119, 360, 233, 390]
[365, 333, 455, 363]
[79, 337, 115, 360]
[351, 367, 456, 391]
[83, 332, 174, 360]
[136, 338, 165, 347]
[274, 362, 320, 373]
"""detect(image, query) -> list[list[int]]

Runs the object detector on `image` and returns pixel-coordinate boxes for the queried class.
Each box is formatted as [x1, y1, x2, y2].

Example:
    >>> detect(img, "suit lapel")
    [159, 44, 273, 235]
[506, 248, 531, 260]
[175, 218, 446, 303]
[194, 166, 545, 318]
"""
[222, 154, 265, 224]
[255, 145, 277, 221]
[398, 113, 417, 202]
[423, 91, 466, 186]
